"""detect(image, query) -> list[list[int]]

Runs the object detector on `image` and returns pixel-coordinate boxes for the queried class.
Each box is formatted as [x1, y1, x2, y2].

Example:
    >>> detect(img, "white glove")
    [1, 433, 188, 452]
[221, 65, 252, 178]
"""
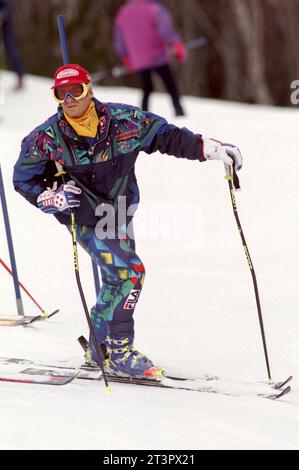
[202, 137, 243, 171]
[37, 181, 81, 214]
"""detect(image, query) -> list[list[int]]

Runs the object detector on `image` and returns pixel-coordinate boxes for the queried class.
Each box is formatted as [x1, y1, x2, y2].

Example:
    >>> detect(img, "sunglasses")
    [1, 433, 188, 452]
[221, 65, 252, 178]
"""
[53, 82, 91, 104]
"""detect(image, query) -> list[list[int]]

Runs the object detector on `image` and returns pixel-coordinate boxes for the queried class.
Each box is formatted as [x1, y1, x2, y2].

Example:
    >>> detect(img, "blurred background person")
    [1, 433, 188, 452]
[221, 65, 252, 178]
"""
[114, 0, 187, 116]
[0, 0, 25, 90]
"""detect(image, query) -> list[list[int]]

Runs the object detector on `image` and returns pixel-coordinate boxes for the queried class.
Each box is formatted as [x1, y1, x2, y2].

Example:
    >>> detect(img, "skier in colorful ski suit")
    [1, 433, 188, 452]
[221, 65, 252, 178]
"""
[114, 0, 186, 115]
[13, 64, 242, 378]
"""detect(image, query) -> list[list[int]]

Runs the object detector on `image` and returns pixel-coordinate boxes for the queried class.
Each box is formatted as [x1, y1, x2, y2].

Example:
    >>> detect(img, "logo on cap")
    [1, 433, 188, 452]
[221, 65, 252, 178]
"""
[57, 69, 80, 79]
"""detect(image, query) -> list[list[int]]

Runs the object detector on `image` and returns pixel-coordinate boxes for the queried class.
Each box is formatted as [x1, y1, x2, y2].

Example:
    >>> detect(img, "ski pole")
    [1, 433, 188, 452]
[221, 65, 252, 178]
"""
[55, 163, 111, 392]
[69, 210, 111, 392]
[0, 257, 47, 314]
[92, 36, 208, 83]
[56, 18, 110, 391]
[0, 163, 24, 316]
[225, 165, 273, 383]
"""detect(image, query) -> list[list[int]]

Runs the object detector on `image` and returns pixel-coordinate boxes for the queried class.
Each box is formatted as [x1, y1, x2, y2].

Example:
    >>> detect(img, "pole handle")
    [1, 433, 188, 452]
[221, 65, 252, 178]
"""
[224, 164, 241, 190]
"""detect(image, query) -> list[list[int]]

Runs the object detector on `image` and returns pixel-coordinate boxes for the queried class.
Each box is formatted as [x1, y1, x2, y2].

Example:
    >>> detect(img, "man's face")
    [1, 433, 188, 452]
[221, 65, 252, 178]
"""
[53, 82, 94, 118]
[60, 89, 93, 118]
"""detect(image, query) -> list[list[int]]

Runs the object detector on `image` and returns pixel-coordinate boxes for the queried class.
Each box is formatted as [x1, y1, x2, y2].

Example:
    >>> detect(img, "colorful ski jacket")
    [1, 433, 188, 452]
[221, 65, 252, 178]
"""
[114, 0, 181, 72]
[13, 98, 205, 226]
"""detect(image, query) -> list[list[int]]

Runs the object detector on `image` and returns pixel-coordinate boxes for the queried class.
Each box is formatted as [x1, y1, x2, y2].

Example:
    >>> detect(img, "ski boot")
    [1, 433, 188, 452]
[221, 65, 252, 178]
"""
[106, 336, 164, 379]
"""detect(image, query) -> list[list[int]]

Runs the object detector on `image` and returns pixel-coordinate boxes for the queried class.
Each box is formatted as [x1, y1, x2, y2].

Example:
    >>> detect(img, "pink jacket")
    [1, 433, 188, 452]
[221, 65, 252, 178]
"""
[114, 0, 182, 72]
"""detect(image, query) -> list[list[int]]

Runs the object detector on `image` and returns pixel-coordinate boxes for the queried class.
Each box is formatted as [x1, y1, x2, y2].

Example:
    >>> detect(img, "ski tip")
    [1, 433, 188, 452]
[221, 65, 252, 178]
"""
[276, 385, 291, 400]
[266, 385, 291, 400]
[273, 375, 293, 390]
[48, 309, 59, 318]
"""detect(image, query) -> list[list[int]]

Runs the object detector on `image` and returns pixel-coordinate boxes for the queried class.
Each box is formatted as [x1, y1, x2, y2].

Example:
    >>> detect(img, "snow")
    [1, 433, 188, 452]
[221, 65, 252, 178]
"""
[0, 71, 298, 450]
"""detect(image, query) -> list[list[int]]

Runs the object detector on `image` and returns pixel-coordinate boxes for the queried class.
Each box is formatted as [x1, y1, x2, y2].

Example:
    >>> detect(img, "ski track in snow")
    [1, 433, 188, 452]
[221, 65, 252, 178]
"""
[0, 72, 298, 450]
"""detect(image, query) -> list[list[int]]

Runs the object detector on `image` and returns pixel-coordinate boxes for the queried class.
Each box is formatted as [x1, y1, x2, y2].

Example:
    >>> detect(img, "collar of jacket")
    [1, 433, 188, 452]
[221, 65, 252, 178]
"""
[57, 98, 112, 144]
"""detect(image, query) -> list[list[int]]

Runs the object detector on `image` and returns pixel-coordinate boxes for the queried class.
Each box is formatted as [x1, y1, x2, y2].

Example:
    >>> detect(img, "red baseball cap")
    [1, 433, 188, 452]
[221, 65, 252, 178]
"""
[52, 64, 91, 89]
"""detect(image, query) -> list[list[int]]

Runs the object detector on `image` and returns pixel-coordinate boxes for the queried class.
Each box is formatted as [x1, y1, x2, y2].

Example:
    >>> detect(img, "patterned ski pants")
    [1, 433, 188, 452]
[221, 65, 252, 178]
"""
[68, 223, 145, 342]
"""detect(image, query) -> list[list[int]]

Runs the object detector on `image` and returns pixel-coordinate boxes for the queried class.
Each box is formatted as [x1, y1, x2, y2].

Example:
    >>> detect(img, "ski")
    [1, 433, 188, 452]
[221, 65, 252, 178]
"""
[0, 362, 290, 399]
[272, 375, 293, 390]
[0, 367, 78, 385]
[24, 309, 59, 325]
[0, 309, 59, 326]
[0, 357, 100, 378]
[0, 355, 291, 399]
[163, 373, 294, 391]
[260, 386, 291, 401]
[77, 335, 293, 392]
[98, 373, 291, 400]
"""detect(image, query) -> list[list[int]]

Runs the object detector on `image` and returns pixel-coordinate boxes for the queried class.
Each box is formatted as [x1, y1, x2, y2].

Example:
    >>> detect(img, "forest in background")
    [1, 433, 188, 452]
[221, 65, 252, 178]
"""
[2, 0, 299, 106]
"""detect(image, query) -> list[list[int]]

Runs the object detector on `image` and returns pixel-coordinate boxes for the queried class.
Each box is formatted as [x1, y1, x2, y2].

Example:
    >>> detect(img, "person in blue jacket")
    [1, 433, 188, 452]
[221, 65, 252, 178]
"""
[13, 64, 243, 378]
[0, 0, 25, 90]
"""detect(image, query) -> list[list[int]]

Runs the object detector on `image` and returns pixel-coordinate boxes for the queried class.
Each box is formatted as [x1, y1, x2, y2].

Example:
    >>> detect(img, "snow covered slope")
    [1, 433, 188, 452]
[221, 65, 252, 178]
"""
[0, 72, 298, 450]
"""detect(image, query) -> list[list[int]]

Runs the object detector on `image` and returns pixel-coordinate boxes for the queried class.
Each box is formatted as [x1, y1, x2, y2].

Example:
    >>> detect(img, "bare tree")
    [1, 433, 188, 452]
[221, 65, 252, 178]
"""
[232, 0, 273, 104]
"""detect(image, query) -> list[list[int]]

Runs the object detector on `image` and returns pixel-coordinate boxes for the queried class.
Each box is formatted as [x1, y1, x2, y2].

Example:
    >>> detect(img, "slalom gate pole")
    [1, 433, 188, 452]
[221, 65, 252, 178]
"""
[57, 15, 69, 64]
[0, 163, 24, 316]
[0, 257, 46, 313]
[225, 165, 272, 383]
[57, 14, 101, 297]
[56, 17, 110, 391]
[91, 260, 101, 296]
